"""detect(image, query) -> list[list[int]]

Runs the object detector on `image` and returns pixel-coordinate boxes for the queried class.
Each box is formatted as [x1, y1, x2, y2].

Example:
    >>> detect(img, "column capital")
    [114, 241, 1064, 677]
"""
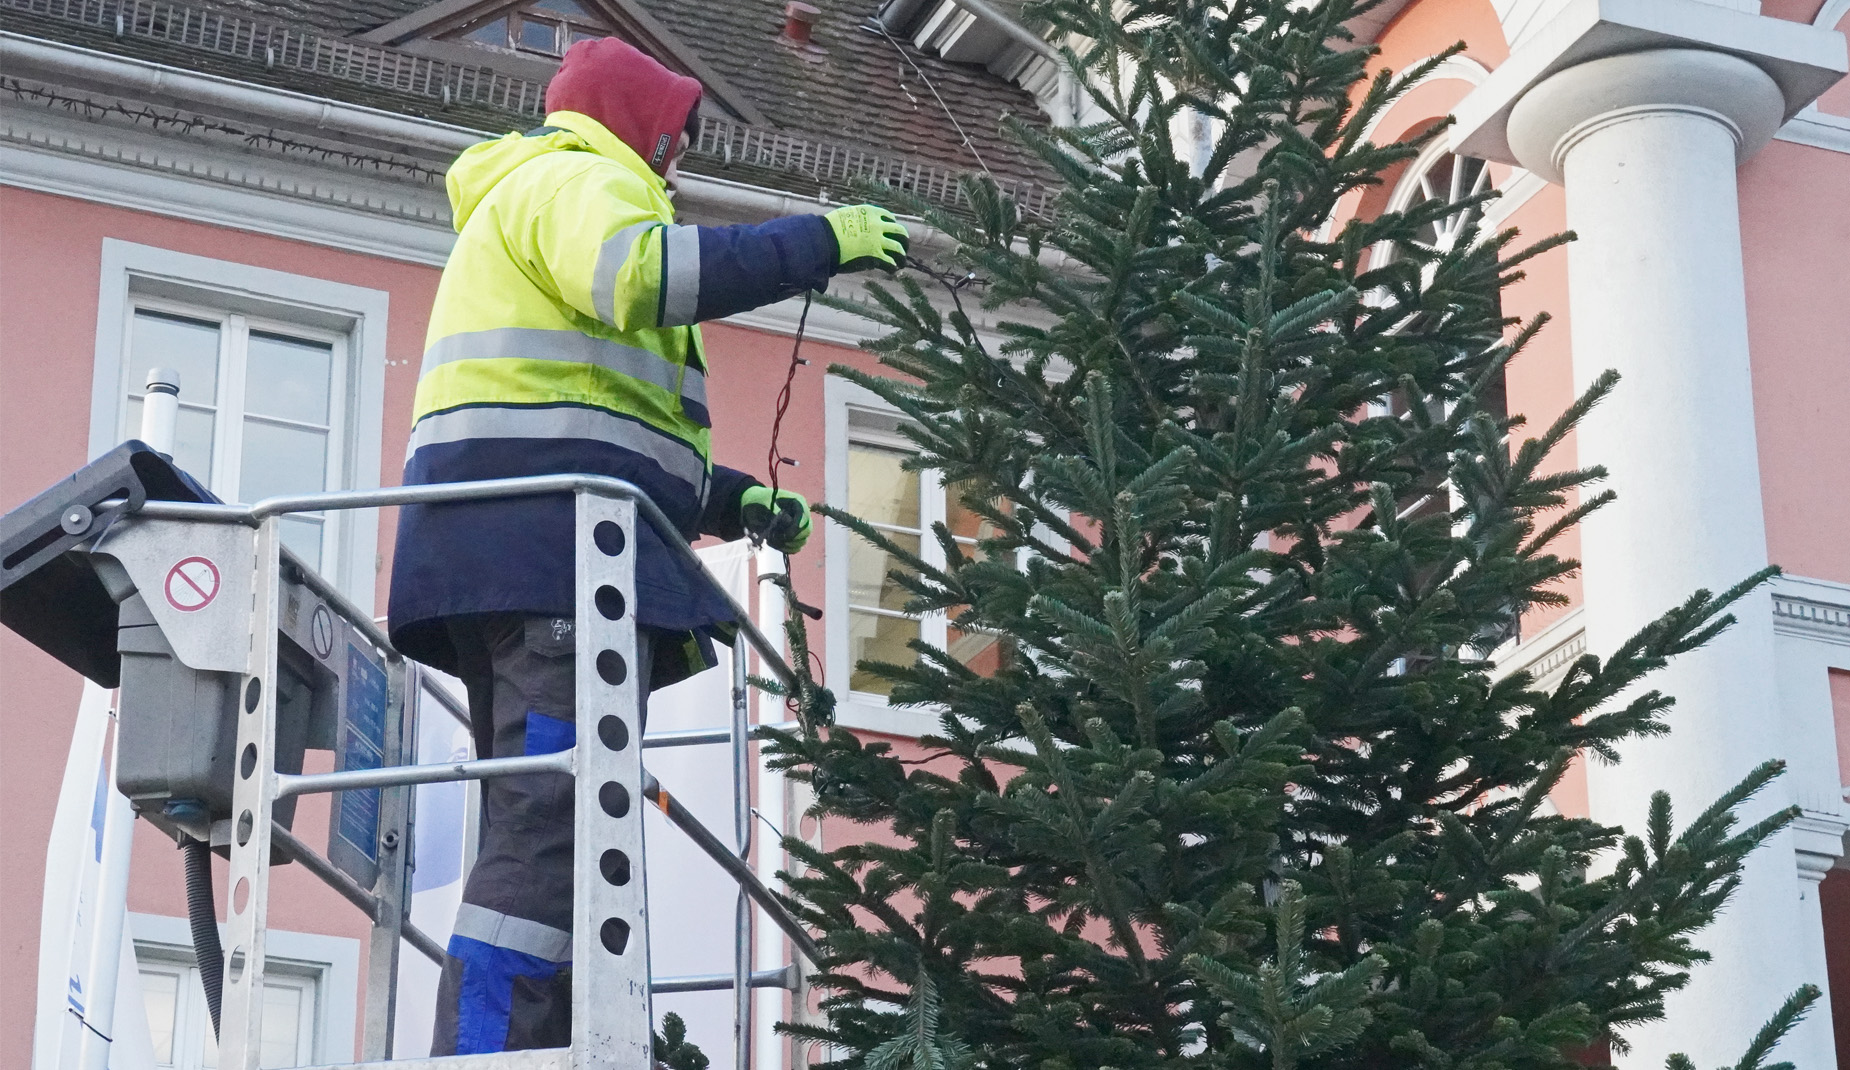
[1446, 0, 1846, 180]
[1507, 49, 1782, 182]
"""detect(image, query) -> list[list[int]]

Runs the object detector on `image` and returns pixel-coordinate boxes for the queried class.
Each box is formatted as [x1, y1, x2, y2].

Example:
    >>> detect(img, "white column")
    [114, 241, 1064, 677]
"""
[1506, 48, 1831, 1067]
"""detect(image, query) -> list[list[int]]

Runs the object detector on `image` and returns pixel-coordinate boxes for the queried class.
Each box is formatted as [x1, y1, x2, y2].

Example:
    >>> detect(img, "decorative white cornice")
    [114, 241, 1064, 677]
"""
[0, 89, 453, 218]
[0, 101, 459, 264]
[1791, 810, 1849, 881]
[1489, 574, 1850, 683]
[1771, 575, 1850, 644]
[1450, 0, 1849, 168]
[1774, 103, 1850, 154]
[1493, 607, 1587, 686]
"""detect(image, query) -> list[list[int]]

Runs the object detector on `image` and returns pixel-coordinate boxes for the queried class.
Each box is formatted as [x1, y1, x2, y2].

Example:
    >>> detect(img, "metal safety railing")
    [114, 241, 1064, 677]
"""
[119, 474, 818, 1070]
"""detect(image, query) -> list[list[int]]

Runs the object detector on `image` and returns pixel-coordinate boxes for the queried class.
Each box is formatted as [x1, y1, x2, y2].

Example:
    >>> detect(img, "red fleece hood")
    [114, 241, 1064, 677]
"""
[546, 37, 702, 175]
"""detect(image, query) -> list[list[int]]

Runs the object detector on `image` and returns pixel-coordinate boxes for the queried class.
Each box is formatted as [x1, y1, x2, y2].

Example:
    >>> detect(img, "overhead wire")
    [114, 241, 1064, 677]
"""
[753, 16, 1019, 707]
[868, 17, 998, 183]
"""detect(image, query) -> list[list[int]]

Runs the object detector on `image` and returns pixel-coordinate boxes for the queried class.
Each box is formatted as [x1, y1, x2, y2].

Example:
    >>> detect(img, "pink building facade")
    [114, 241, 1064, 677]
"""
[1340, 0, 1850, 1063]
[1, 0, 1846, 1066]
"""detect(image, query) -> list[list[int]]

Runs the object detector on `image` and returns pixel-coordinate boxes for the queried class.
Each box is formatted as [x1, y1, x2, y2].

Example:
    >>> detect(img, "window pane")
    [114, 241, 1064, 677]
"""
[259, 982, 304, 1067]
[849, 532, 919, 612]
[849, 610, 919, 695]
[125, 398, 216, 480]
[245, 333, 333, 426]
[532, 0, 597, 16]
[129, 310, 219, 405]
[948, 624, 1005, 677]
[569, 27, 605, 46]
[198, 981, 308, 1068]
[240, 420, 328, 502]
[279, 516, 325, 569]
[140, 969, 178, 1065]
[518, 15, 562, 52]
[848, 445, 920, 530]
[463, 15, 507, 44]
[946, 483, 1011, 543]
[201, 1003, 216, 1067]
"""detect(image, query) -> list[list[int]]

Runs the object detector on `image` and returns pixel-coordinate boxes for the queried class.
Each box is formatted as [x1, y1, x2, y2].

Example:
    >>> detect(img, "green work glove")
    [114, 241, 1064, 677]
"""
[824, 204, 910, 272]
[740, 486, 812, 553]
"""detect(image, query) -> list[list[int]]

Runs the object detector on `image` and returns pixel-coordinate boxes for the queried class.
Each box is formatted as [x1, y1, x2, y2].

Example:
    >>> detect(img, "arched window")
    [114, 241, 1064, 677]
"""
[1404, 153, 1490, 255]
[1383, 150, 1491, 263]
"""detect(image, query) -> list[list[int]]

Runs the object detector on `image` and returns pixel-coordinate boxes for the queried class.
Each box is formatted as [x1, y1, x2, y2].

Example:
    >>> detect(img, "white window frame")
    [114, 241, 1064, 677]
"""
[90, 239, 390, 613]
[826, 376, 1032, 738]
[120, 297, 353, 568]
[826, 376, 948, 737]
[129, 912, 359, 1068]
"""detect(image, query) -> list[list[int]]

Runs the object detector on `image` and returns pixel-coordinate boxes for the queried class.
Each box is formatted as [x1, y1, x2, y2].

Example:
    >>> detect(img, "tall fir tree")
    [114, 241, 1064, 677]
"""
[761, 0, 1815, 1065]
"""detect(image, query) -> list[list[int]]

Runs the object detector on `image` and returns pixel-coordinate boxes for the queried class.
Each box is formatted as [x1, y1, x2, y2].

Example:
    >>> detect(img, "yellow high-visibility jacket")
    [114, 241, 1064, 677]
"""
[388, 110, 837, 681]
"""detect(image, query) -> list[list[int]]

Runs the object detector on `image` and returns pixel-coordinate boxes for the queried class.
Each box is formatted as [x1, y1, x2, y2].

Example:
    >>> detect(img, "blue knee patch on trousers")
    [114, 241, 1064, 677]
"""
[448, 933, 565, 1054]
[525, 711, 576, 755]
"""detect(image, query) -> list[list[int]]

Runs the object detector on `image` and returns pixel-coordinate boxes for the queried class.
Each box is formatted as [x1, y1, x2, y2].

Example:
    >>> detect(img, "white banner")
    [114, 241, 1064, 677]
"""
[34, 681, 155, 1070]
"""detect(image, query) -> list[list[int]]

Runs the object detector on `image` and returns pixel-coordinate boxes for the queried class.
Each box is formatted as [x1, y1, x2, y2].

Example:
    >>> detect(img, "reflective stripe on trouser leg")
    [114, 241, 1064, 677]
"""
[431, 619, 655, 1055]
[434, 927, 571, 1055]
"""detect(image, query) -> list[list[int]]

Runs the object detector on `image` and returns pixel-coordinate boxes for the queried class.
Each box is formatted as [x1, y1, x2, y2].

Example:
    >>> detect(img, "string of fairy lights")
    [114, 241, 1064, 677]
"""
[3, 78, 450, 185]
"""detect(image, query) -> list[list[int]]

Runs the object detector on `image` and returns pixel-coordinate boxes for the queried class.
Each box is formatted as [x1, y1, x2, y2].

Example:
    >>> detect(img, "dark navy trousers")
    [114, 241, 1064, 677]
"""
[430, 614, 652, 1055]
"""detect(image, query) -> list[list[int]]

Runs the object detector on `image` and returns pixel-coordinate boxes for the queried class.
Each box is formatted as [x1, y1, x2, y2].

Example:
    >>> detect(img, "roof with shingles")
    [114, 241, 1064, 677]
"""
[4, 0, 1059, 196]
[184, 0, 429, 35]
[627, 0, 1053, 192]
[0, 2, 540, 135]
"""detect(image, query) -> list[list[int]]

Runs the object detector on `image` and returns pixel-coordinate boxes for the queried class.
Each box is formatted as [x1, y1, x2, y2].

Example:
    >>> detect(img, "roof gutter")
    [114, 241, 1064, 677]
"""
[0, 30, 1067, 271]
[948, 0, 1061, 63]
[0, 32, 489, 157]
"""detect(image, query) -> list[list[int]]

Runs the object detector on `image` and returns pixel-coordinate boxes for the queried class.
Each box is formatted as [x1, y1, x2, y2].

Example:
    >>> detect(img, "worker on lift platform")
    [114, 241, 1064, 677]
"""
[385, 36, 909, 1055]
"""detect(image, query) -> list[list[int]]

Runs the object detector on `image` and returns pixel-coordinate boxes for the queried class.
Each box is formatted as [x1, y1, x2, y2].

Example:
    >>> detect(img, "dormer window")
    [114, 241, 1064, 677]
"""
[371, 0, 764, 123]
[452, 0, 609, 58]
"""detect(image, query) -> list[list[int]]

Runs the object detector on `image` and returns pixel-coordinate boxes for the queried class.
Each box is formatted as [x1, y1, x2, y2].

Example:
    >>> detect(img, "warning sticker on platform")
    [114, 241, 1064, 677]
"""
[310, 605, 335, 659]
[336, 643, 389, 864]
[164, 556, 220, 612]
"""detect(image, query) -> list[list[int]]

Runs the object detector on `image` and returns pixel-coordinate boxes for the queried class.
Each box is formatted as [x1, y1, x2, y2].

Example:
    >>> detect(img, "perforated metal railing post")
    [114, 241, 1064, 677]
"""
[732, 638, 754, 1070]
[573, 490, 654, 1068]
[219, 516, 282, 1069]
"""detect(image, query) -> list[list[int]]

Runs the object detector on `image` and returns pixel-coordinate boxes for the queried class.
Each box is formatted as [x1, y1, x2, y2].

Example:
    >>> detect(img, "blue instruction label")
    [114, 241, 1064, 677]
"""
[337, 643, 389, 862]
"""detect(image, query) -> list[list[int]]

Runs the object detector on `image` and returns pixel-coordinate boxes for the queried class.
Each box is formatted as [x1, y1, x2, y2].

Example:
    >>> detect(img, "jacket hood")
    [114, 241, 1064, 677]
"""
[444, 111, 670, 231]
[445, 130, 564, 231]
[545, 37, 702, 176]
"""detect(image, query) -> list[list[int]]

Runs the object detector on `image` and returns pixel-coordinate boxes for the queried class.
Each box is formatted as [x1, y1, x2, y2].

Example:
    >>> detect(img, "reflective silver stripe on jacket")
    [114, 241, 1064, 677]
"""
[660, 224, 701, 328]
[451, 903, 572, 962]
[407, 404, 709, 489]
[591, 221, 658, 326]
[421, 326, 704, 403]
[681, 354, 707, 411]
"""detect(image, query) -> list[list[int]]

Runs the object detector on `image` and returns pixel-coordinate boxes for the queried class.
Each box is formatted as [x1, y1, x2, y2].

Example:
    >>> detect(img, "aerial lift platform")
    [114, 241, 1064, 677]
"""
[2, 374, 818, 1070]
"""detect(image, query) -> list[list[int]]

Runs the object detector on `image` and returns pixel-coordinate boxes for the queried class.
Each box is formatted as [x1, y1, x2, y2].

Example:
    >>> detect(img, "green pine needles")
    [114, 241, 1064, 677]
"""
[759, 0, 1809, 1065]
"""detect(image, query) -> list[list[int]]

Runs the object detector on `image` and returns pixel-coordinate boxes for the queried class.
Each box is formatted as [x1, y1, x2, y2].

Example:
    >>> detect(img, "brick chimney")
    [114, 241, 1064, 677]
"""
[782, 2, 820, 46]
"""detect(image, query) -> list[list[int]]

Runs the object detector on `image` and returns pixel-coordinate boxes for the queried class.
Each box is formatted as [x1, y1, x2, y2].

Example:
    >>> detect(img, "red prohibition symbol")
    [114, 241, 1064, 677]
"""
[164, 556, 221, 612]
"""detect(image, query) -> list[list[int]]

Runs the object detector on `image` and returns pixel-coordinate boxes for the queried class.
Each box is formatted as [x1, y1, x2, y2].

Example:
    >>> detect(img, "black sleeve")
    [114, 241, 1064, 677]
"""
[699, 464, 764, 541]
[691, 214, 839, 323]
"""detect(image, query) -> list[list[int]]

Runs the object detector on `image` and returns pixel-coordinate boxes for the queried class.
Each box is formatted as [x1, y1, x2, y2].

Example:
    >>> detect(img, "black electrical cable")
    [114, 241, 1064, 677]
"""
[764, 290, 811, 511]
[182, 837, 224, 1039]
